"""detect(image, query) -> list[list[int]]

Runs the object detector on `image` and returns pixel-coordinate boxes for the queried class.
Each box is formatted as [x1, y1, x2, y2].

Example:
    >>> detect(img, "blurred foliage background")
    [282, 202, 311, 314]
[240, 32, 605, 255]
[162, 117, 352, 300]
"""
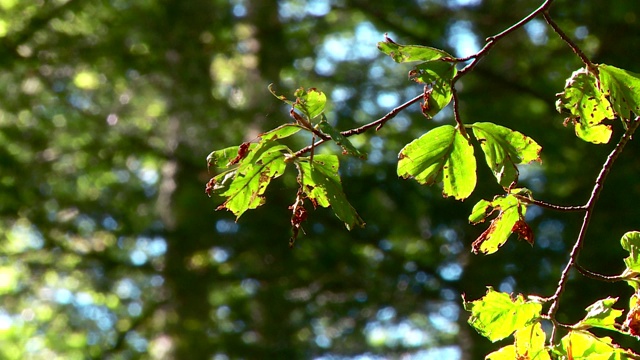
[2, 0, 640, 359]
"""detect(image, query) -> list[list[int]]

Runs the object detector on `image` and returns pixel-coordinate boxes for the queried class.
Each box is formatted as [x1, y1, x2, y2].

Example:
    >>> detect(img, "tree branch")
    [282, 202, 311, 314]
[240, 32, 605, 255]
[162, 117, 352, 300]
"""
[546, 116, 640, 342]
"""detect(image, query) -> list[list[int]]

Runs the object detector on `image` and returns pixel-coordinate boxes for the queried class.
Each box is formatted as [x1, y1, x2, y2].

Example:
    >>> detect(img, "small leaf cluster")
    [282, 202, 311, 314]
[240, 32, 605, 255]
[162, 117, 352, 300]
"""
[206, 86, 364, 245]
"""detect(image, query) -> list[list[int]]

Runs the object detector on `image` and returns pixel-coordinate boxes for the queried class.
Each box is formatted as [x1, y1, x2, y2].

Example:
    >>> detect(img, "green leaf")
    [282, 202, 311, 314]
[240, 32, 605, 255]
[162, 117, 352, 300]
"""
[621, 231, 640, 272]
[260, 123, 303, 141]
[298, 154, 365, 230]
[377, 37, 451, 63]
[268, 83, 295, 106]
[486, 323, 550, 360]
[317, 118, 367, 159]
[599, 64, 640, 120]
[217, 144, 289, 219]
[554, 331, 634, 359]
[468, 199, 492, 224]
[397, 125, 476, 200]
[463, 287, 542, 342]
[556, 68, 613, 144]
[293, 87, 326, 119]
[575, 298, 624, 332]
[471, 122, 542, 188]
[412, 61, 457, 118]
[471, 193, 525, 255]
[207, 144, 257, 169]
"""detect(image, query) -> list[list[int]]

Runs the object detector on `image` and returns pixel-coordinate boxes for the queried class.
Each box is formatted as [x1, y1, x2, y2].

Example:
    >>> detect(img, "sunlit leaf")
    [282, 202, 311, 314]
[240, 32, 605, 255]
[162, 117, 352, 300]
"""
[293, 87, 327, 119]
[217, 144, 289, 219]
[599, 64, 640, 120]
[463, 287, 542, 342]
[268, 83, 295, 105]
[471, 122, 542, 187]
[207, 144, 257, 169]
[260, 123, 303, 141]
[470, 193, 526, 254]
[398, 125, 476, 200]
[377, 36, 452, 63]
[468, 199, 492, 224]
[553, 331, 634, 359]
[556, 68, 613, 144]
[317, 118, 367, 159]
[512, 323, 551, 360]
[575, 297, 624, 332]
[621, 231, 640, 272]
[298, 154, 365, 230]
[412, 61, 457, 118]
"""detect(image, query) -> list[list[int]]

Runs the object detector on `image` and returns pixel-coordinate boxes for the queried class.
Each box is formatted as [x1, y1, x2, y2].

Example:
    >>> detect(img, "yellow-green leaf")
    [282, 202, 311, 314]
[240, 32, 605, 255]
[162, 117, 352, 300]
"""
[599, 64, 640, 121]
[397, 125, 476, 200]
[463, 287, 542, 342]
[471, 122, 542, 188]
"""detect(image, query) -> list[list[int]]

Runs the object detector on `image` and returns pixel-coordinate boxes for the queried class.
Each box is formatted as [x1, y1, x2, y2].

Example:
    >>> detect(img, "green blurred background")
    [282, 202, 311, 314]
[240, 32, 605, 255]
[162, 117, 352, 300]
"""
[2, 0, 640, 358]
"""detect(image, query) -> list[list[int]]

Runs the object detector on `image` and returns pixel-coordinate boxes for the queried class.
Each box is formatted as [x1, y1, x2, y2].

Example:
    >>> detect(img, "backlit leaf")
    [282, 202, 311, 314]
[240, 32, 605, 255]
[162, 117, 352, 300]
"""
[554, 331, 634, 359]
[621, 231, 640, 273]
[207, 144, 257, 169]
[556, 68, 613, 144]
[260, 123, 303, 141]
[463, 287, 542, 342]
[576, 297, 623, 332]
[470, 193, 526, 255]
[293, 87, 326, 119]
[513, 323, 551, 360]
[599, 64, 640, 120]
[377, 36, 451, 63]
[298, 154, 365, 230]
[412, 61, 457, 118]
[468, 199, 492, 224]
[398, 125, 476, 200]
[217, 144, 289, 219]
[471, 122, 542, 188]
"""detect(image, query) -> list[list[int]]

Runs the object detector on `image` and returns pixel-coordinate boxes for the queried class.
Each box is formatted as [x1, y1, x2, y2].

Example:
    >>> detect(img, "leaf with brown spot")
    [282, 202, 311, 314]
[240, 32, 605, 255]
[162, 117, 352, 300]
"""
[470, 193, 527, 255]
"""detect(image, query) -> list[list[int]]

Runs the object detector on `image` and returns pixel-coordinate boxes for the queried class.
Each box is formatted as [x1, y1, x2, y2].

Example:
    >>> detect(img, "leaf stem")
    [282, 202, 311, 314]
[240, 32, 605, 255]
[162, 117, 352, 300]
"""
[546, 116, 640, 343]
[514, 195, 587, 212]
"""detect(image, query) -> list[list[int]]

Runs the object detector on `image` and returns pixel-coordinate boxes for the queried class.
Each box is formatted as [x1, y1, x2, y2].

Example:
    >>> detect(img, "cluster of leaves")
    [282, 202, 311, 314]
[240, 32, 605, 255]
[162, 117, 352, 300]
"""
[206, 86, 364, 245]
[206, 5, 640, 358]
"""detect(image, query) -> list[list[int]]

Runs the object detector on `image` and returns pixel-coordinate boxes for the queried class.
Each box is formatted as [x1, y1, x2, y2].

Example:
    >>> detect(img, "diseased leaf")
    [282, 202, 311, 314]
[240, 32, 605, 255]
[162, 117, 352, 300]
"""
[268, 83, 295, 105]
[556, 68, 614, 144]
[317, 118, 367, 159]
[599, 64, 640, 120]
[575, 122, 613, 144]
[471, 122, 542, 188]
[398, 125, 476, 200]
[470, 193, 527, 255]
[469, 199, 492, 224]
[377, 35, 451, 63]
[298, 154, 365, 230]
[463, 287, 542, 342]
[575, 297, 623, 332]
[293, 87, 326, 120]
[412, 61, 457, 118]
[554, 331, 635, 359]
[260, 123, 303, 141]
[207, 144, 257, 169]
[217, 144, 289, 219]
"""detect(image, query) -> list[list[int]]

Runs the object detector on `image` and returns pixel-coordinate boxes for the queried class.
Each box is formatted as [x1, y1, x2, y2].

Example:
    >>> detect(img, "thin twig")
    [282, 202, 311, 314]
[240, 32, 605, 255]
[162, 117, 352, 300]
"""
[574, 263, 626, 282]
[292, 93, 423, 158]
[514, 195, 587, 212]
[450, 0, 555, 135]
[542, 11, 598, 75]
[546, 116, 640, 342]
